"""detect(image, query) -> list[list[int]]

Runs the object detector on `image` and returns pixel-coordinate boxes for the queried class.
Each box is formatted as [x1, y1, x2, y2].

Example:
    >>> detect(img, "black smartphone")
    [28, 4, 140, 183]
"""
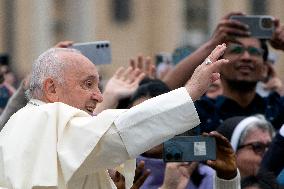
[163, 136, 216, 162]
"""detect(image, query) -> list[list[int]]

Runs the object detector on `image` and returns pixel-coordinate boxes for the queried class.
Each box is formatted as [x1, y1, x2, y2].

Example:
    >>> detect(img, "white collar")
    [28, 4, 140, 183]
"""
[28, 99, 46, 106]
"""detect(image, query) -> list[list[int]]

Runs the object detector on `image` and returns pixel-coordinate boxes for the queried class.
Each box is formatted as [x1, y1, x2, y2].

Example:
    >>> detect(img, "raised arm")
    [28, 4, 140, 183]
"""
[93, 55, 157, 114]
[163, 12, 248, 89]
[57, 44, 230, 185]
[184, 44, 228, 101]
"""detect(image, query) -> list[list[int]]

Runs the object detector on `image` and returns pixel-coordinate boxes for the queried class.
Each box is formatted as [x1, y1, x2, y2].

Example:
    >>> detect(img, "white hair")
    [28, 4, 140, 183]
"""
[238, 114, 275, 147]
[26, 48, 81, 100]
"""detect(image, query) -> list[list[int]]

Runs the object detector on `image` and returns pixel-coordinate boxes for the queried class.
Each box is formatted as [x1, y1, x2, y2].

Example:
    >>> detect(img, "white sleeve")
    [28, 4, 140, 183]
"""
[114, 87, 200, 158]
[279, 124, 284, 137]
[62, 87, 200, 181]
[213, 170, 241, 189]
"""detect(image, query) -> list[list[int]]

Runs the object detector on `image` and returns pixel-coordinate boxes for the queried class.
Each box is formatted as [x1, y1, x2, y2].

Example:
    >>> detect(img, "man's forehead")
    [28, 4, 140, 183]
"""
[244, 128, 272, 143]
[59, 50, 95, 66]
[57, 50, 84, 61]
[58, 51, 99, 76]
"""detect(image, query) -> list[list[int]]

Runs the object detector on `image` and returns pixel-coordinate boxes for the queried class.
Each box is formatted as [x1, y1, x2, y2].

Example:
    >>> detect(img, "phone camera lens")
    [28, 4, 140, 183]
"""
[105, 44, 109, 48]
[96, 45, 100, 49]
[165, 153, 173, 160]
[261, 18, 273, 29]
[174, 153, 182, 160]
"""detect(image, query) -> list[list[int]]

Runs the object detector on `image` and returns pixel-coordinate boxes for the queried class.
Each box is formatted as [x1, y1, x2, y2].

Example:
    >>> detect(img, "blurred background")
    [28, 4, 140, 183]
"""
[0, 0, 284, 83]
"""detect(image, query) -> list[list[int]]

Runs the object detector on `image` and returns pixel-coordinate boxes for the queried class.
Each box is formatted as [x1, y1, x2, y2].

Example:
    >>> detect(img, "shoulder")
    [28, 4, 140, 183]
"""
[195, 95, 228, 113]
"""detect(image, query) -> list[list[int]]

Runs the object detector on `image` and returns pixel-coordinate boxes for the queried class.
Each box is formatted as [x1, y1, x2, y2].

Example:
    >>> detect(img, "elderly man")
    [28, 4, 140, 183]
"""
[0, 44, 232, 189]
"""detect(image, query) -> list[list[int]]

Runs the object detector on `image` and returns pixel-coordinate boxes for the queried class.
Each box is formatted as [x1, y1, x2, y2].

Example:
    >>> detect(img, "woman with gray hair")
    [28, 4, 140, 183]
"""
[216, 114, 275, 178]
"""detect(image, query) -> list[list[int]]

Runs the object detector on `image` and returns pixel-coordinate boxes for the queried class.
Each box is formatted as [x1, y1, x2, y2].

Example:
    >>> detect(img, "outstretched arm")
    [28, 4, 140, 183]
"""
[57, 44, 231, 185]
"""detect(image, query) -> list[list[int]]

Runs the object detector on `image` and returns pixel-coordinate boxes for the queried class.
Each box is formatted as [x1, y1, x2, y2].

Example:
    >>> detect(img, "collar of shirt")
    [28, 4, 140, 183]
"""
[28, 99, 46, 106]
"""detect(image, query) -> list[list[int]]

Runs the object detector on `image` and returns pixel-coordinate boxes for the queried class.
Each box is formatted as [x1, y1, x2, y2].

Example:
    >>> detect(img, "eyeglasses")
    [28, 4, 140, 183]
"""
[227, 43, 264, 57]
[237, 141, 271, 155]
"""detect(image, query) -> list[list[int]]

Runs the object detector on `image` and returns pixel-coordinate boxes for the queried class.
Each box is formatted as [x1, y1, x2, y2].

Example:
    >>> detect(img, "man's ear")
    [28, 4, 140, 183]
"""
[43, 78, 59, 102]
[261, 63, 269, 82]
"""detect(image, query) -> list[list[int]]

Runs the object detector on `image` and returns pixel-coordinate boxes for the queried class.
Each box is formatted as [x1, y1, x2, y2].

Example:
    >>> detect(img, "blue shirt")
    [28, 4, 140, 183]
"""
[0, 85, 12, 109]
[194, 92, 284, 132]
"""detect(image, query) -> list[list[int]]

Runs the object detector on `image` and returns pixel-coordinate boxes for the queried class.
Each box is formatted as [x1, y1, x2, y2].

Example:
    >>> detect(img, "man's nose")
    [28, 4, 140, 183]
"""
[91, 89, 103, 103]
[240, 50, 252, 60]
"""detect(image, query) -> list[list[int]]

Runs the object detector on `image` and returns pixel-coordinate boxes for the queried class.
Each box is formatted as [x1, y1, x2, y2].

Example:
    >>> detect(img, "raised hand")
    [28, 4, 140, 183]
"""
[93, 66, 145, 114]
[209, 12, 249, 47]
[160, 162, 198, 189]
[129, 55, 156, 79]
[185, 43, 229, 101]
[204, 131, 237, 180]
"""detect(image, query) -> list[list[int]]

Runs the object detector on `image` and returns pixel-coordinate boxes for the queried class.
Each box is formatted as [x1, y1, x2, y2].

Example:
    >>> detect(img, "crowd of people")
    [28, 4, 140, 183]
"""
[0, 11, 284, 189]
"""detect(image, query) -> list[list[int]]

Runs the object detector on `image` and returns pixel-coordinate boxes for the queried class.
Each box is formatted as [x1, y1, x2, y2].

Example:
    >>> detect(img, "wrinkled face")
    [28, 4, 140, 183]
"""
[236, 127, 272, 178]
[221, 37, 267, 83]
[56, 52, 103, 114]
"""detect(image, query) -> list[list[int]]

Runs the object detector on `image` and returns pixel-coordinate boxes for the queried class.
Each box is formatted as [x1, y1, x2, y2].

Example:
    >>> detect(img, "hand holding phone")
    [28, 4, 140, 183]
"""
[230, 15, 275, 39]
[71, 41, 112, 65]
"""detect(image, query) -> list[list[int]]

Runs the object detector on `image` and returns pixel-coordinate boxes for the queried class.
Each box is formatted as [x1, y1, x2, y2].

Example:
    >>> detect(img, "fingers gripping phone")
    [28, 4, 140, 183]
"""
[71, 41, 112, 65]
[163, 136, 216, 162]
[230, 15, 275, 39]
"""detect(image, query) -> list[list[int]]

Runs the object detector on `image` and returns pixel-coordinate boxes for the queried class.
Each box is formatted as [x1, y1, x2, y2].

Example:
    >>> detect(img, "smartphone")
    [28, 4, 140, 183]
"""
[230, 15, 275, 39]
[71, 41, 112, 65]
[163, 136, 216, 162]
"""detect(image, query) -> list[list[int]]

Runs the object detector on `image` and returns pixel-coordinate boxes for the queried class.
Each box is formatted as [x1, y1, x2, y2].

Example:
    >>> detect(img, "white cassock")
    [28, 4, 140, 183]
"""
[0, 88, 200, 189]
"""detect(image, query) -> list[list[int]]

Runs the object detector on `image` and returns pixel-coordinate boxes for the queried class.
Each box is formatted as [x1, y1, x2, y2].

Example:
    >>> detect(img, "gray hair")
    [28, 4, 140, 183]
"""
[238, 114, 275, 146]
[26, 48, 81, 100]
